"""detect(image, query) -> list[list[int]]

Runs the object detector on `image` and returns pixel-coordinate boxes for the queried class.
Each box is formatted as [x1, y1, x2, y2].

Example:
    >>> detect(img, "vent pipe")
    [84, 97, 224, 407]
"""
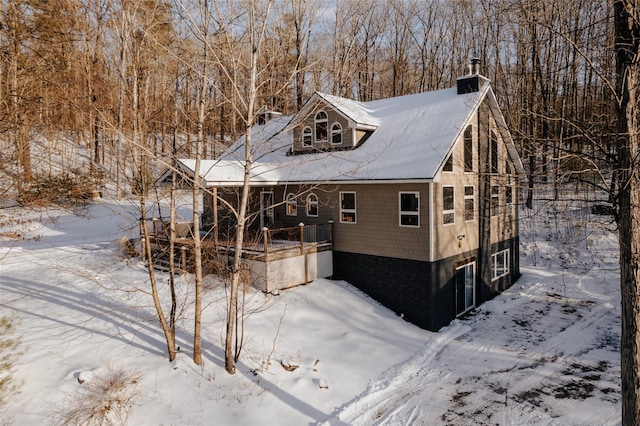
[469, 57, 481, 75]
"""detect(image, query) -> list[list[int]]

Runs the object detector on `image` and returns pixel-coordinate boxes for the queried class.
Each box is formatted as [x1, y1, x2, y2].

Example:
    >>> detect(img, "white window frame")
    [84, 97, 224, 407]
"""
[315, 111, 328, 142]
[302, 126, 312, 147]
[340, 191, 356, 223]
[490, 130, 499, 174]
[306, 193, 318, 217]
[491, 185, 500, 217]
[331, 122, 342, 145]
[463, 125, 473, 173]
[492, 249, 510, 281]
[464, 185, 475, 222]
[399, 192, 420, 227]
[285, 193, 297, 216]
[443, 153, 453, 172]
[442, 186, 455, 225]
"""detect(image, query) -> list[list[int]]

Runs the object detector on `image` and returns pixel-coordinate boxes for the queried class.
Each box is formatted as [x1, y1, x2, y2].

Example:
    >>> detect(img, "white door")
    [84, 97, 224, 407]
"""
[456, 261, 476, 316]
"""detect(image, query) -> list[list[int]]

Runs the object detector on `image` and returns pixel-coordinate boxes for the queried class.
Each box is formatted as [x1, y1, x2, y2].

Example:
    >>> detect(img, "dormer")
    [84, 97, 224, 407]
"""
[457, 58, 490, 94]
[287, 93, 378, 155]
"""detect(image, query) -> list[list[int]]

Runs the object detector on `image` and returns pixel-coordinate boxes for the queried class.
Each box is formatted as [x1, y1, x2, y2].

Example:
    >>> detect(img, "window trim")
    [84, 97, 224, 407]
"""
[442, 186, 455, 225]
[339, 191, 357, 223]
[306, 193, 318, 217]
[464, 125, 473, 173]
[443, 153, 453, 173]
[464, 185, 475, 222]
[491, 185, 500, 217]
[331, 122, 343, 145]
[302, 126, 312, 147]
[285, 193, 297, 216]
[399, 192, 420, 227]
[315, 110, 328, 143]
[490, 130, 499, 174]
[491, 249, 510, 281]
[506, 185, 513, 206]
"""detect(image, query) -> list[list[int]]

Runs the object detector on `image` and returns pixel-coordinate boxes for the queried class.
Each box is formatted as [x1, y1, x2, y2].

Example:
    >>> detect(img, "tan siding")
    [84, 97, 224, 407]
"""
[292, 104, 353, 152]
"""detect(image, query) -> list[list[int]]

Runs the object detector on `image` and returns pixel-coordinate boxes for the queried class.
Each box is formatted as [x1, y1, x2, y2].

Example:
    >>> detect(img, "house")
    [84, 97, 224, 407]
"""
[172, 61, 525, 331]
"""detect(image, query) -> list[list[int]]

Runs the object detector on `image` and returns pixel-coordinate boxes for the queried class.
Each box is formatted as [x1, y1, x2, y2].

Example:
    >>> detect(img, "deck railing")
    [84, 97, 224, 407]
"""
[144, 219, 333, 270]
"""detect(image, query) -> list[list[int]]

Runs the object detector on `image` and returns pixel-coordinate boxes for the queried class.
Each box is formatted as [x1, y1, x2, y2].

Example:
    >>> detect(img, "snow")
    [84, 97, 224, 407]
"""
[0, 196, 621, 425]
[180, 85, 500, 186]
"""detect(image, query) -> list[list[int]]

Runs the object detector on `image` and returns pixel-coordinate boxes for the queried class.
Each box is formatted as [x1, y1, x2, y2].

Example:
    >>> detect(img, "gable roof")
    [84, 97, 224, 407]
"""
[179, 82, 524, 187]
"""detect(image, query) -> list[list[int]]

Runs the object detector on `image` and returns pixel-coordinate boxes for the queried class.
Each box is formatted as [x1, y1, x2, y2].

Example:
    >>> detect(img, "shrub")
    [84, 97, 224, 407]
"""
[0, 316, 21, 411]
[57, 365, 141, 426]
[17, 171, 97, 207]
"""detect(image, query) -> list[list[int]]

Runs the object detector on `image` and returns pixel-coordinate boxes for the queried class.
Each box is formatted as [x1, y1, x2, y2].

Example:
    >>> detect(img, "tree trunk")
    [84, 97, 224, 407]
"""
[615, 1, 640, 424]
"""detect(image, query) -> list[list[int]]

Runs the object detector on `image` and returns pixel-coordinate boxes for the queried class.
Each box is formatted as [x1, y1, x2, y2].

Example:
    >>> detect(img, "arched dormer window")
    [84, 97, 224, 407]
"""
[315, 111, 328, 142]
[302, 126, 312, 147]
[331, 122, 342, 145]
[306, 193, 318, 217]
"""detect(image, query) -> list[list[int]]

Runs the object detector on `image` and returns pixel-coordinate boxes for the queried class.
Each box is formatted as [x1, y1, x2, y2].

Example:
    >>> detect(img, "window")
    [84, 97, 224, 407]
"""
[340, 192, 356, 223]
[506, 159, 512, 175]
[331, 123, 342, 145]
[302, 126, 312, 147]
[399, 192, 420, 227]
[491, 185, 500, 216]
[464, 126, 473, 172]
[492, 249, 510, 280]
[464, 186, 475, 222]
[306, 193, 318, 217]
[506, 186, 513, 205]
[286, 193, 297, 216]
[315, 111, 328, 142]
[443, 186, 454, 225]
[490, 130, 499, 174]
[443, 153, 453, 172]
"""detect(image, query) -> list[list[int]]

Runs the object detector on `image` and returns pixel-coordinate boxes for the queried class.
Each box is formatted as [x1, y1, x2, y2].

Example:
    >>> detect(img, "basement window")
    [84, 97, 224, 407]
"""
[492, 249, 510, 280]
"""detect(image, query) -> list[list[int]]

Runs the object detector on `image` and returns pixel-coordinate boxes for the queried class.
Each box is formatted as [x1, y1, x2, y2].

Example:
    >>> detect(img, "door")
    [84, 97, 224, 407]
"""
[260, 191, 275, 229]
[456, 261, 476, 316]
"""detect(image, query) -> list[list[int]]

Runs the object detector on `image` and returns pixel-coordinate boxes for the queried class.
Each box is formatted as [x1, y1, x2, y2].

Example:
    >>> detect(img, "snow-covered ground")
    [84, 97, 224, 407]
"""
[0, 197, 621, 425]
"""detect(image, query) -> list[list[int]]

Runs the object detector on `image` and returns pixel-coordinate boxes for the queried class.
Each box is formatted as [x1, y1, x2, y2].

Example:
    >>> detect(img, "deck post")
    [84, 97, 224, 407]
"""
[299, 223, 307, 284]
[262, 227, 269, 293]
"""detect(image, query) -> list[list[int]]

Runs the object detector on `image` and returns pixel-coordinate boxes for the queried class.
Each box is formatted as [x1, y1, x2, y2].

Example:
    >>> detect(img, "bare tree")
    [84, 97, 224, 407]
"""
[614, 1, 640, 423]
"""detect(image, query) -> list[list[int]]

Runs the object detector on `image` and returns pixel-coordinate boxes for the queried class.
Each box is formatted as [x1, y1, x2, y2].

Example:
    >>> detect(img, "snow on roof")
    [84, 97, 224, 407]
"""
[182, 84, 490, 186]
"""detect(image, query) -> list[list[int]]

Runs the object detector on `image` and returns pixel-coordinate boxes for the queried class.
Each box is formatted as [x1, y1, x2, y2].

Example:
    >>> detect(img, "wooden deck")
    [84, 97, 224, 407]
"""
[145, 223, 333, 291]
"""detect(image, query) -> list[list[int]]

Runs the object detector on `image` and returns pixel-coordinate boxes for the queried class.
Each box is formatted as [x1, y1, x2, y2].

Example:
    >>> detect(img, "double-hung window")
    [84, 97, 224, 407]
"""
[443, 186, 455, 225]
[491, 185, 500, 217]
[492, 249, 510, 280]
[464, 186, 475, 222]
[340, 192, 356, 223]
[399, 192, 419, 227]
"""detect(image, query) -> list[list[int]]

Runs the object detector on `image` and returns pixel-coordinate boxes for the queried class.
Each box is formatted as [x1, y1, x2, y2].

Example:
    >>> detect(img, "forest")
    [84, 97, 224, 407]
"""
[0, 0, 618, 204]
